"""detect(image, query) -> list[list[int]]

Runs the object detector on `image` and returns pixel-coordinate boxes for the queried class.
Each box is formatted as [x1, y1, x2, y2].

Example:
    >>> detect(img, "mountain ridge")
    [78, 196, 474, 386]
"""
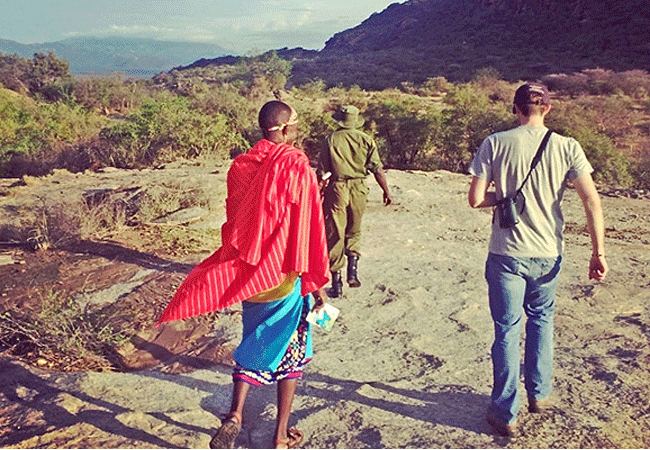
[2, 0, 649, 86]
[0, 37, 231, 77]
[179, 0, 650, 89]
[312, 0, 650, 87]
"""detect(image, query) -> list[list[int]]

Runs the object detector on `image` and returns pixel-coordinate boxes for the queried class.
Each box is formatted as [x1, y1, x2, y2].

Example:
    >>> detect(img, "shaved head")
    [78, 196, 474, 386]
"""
[259, 101, 294, 131]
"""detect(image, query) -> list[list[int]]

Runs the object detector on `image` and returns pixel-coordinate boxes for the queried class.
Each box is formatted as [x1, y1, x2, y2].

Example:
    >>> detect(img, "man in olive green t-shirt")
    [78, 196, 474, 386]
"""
[318, 105, 392, 298]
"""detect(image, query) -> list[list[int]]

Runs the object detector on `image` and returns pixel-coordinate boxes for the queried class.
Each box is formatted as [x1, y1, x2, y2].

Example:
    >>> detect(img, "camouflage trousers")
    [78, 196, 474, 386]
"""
[323, 178, 368, 272]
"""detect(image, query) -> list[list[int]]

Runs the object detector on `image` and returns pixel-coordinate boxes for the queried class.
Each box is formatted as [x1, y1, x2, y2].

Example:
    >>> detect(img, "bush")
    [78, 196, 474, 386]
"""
[292, 101, 333, 162]
[97, 95, 245, 167]
[419, 77, 451, 97]
[0, 88, 109, 176]
[2, 68, 649, 190]
[440, 84, 514, 172]
[471, 67, 503, 88]
[0, 289, 128, 371]
[546, 102, 632, 186]
[366, 96, 444, 170]
[188, 82, 258, 153]
[73, 74, 146, 114]
[613, 70, 650, 99]
[543, 69, 650, 99]
[629, 156, 650, 190]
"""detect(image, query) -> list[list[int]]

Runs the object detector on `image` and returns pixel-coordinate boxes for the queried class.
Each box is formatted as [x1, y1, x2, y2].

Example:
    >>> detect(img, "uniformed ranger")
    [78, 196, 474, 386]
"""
[318, 105, 392, 298]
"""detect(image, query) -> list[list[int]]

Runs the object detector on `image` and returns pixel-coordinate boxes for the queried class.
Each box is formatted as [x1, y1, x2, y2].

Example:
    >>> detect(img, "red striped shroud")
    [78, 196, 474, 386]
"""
[156, 140, 330, 324]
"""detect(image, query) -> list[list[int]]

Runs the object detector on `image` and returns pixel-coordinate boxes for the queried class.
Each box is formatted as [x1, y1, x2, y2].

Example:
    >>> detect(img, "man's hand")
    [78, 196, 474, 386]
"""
[573, 173, 608, 282]
[589, 254, 609, 281]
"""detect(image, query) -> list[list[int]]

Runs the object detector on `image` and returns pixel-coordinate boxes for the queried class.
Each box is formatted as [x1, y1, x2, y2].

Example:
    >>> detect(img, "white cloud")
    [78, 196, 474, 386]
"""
[109, 25, 176, 34]
[33, 0, 399, 51]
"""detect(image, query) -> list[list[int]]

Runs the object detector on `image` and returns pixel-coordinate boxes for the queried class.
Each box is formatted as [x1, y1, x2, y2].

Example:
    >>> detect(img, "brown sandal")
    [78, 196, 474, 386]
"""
[274, 428, 304, 449]
[209, 411, 242, 449]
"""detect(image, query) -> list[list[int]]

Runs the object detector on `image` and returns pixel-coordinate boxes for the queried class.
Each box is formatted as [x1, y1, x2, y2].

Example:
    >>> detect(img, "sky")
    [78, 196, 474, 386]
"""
[0, 0, 401, 53]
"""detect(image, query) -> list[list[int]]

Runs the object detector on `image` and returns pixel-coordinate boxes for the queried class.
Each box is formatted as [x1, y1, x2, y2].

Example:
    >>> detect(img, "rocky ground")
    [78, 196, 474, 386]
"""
[0, 163, 649, 448]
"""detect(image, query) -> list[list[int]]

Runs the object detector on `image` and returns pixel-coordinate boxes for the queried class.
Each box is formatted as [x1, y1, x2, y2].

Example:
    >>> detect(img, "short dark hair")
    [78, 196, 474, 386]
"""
[258, 101, 292, 131]
[514, 100, 547, 117]
[513, 82, 550, 116]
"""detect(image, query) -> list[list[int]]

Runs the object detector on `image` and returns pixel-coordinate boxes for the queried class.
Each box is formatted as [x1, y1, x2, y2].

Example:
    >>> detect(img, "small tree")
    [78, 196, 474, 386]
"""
[440, 84, 513, 173]
[232, 51, 292, 98]
[26, 52, 73, 101]
[366, 97, 444, 170]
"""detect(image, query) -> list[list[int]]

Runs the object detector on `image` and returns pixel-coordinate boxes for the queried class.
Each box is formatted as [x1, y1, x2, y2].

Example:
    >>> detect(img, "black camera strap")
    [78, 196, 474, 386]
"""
[493, 129, 553, 226]
[515, 129, 553, 197]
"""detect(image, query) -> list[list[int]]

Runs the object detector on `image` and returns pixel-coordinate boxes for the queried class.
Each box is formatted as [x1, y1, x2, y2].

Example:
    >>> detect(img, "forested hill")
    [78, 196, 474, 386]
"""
[301, 0, 650, 87]
[187, 0, 650, 89]
[324, 0, 648, 55]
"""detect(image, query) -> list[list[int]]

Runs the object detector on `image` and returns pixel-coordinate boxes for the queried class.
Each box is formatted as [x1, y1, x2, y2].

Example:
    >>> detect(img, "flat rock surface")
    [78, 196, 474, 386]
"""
[1, 165, 649, 448]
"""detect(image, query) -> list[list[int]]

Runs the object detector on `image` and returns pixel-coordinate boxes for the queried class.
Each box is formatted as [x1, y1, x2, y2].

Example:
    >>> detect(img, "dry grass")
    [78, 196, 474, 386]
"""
[0, 289, 128, 371]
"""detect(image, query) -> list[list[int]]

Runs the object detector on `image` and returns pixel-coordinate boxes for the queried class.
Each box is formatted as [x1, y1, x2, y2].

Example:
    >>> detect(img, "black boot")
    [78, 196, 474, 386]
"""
[328, 271, 343, 298]
[347, 255, 361, 287]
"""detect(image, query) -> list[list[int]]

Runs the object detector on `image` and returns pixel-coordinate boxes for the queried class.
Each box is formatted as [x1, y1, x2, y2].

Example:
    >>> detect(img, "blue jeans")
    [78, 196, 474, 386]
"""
[485, 253, 562, 424]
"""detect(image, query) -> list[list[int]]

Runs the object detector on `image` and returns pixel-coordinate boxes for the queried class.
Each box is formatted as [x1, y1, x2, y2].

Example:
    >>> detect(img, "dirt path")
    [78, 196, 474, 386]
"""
[1, 167, 649, 448]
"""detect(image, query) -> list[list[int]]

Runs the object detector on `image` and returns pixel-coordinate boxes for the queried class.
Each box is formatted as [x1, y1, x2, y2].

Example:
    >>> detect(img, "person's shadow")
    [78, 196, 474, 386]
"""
[0, 358, 194, 448]
[196, 369, 496, 448]
[296, 372, 494, 446]
[1, 333, 497, 449]
[130, 336, 496, 447]
[60, 240, 195, 273]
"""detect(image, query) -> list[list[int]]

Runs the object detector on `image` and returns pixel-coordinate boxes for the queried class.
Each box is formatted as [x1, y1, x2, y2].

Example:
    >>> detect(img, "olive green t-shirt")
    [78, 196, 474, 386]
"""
[318, 128, 383, 180]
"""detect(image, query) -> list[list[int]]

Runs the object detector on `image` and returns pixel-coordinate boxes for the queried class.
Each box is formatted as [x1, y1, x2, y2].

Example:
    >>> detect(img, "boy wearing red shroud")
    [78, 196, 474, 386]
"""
[157, 101, 329, 449]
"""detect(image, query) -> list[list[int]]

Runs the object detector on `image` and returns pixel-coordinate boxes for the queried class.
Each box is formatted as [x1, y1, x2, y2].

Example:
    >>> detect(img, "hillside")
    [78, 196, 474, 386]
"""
[182, 0, 650, 89]
[0, 37, 231, 77]
[301, 0, 650, 87]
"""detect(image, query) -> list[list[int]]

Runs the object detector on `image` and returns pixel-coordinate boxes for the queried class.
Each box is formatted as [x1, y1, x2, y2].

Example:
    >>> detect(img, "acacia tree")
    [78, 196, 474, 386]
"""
[0, 53, 31, 94]
[0, 52, 72, 101]
[366, 97, 444, 170]
[440, 84, 513, 172]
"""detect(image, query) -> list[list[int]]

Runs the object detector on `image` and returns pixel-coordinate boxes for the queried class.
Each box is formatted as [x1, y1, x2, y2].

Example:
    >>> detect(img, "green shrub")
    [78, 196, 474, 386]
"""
[292, 101, 333, 161]
[0, 88, 109, 175]
[418, 77, 451, 97]
[366, 96, 444, 170]
[629, 155, 650, 190]
[188, 82, 258, 153]
[471, 67, 503, 88]
[546, 102, 632, 186]
[440, 84, 514, 172]
[97, 95, 245, 167]
[295, 79, 327, 98]
[73, 74, 146, 114]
